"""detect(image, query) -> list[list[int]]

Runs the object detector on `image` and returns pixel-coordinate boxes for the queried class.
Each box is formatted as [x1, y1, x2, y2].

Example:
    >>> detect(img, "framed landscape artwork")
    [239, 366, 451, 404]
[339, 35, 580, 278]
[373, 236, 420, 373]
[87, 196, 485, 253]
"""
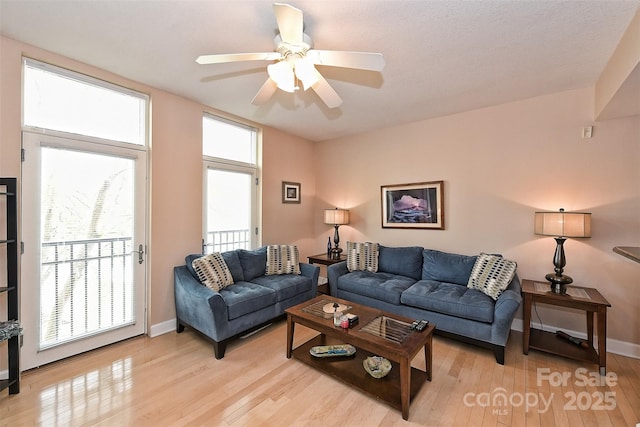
[282, 181, 301, 204]
[381, 181, 444, 229]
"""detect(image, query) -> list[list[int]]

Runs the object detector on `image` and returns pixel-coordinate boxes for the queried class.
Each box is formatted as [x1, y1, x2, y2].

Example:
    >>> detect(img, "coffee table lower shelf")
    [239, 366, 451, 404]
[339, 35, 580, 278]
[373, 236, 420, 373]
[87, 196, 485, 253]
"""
[291, 334, 428, 412]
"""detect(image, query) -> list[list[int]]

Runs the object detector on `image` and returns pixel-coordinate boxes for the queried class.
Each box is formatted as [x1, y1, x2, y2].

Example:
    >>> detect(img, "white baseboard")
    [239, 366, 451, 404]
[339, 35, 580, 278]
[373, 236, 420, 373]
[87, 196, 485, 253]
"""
[510, 318, 640, 360]
[149, 318, 176, 338]
[148, 317, 640, 359]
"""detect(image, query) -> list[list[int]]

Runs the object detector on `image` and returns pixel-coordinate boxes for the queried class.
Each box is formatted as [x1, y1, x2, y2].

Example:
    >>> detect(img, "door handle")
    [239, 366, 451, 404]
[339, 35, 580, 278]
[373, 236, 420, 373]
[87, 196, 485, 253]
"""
[137, 244, 144, 264]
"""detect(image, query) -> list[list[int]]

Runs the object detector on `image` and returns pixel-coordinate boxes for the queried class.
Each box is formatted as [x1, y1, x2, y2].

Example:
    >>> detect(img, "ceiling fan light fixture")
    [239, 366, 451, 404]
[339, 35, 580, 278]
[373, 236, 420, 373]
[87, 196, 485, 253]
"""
[294, 56, 319, 91]
[267, 60, 296, 92]
[196, 3, 384, 108]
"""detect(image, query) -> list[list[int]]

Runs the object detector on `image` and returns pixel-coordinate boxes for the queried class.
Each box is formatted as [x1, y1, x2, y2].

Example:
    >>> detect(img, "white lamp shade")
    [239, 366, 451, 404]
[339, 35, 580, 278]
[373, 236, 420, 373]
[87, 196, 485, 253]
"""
[324, 208, 350, 225]
[267, 61, 296, 92]
[295, 57, 320, 90]
[534, 210, 591, 238]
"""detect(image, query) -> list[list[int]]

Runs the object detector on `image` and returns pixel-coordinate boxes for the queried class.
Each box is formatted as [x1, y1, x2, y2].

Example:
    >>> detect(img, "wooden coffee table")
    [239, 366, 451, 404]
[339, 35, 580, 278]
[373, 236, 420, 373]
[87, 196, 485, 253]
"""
[285, 296, 434, 421]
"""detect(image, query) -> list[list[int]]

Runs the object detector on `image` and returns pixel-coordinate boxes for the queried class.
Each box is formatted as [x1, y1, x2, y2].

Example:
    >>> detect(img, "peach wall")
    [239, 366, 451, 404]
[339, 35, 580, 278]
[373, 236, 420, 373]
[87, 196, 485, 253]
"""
[314, 88, 640, 349]
[0, 36, 316, 333]
[261, 126, 317, 257]
[148, 91, 203, 327]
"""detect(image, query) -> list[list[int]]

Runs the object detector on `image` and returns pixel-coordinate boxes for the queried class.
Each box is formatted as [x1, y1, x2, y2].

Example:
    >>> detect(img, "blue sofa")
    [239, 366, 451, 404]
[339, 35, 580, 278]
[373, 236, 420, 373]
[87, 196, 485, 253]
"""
[174, 247, 319, 359]
[328, 246, 521, 364]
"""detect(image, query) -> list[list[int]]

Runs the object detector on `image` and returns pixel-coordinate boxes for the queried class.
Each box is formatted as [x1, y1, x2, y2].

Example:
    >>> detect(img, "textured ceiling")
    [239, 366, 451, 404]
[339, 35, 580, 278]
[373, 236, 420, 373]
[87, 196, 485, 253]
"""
[1, 0, 638, 141]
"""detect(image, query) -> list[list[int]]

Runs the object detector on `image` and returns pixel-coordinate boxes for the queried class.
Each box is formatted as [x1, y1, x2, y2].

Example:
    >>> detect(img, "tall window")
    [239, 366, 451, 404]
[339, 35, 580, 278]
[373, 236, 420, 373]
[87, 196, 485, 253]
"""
[202, 114, 259, 253]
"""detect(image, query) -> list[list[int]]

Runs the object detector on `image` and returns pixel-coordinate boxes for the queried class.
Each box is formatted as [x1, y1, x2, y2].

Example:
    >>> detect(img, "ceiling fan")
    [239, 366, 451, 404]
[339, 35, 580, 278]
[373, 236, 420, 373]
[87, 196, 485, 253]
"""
[196, 3, 385, 109]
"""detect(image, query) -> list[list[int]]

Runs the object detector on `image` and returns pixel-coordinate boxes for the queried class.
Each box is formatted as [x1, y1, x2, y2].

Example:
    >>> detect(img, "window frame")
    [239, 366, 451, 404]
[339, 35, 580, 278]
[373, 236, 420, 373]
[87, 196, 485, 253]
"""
[202, 113, 261, 252]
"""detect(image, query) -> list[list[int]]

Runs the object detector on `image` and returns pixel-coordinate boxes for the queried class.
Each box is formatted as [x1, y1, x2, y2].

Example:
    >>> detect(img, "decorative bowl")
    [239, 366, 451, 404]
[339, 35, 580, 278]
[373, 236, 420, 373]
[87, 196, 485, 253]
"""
[363, 356, 392, 378]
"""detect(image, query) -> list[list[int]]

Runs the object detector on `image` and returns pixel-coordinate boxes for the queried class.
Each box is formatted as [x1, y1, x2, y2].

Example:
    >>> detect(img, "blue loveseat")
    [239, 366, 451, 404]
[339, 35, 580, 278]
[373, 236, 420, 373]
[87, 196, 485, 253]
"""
[174, 247, 319, 359]
[328, 246, 521, 364]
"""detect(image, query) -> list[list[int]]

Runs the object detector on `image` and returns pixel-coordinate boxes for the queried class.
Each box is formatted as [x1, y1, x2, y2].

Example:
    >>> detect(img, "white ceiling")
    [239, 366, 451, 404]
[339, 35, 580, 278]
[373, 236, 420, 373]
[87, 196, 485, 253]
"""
[1, 0, 638, 142]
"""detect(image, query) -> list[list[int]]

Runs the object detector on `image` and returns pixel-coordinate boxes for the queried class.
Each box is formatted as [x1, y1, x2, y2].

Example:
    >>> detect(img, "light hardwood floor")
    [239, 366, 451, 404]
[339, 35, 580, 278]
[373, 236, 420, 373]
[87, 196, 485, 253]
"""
[1, 319, 639, 426]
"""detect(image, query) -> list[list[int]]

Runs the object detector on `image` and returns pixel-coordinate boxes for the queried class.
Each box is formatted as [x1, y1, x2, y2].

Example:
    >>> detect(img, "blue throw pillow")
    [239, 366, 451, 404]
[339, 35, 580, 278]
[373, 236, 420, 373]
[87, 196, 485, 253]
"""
[422, 249, 478, 285]
[378, 245, 424, 280]
[238, 246, 267, 281]
[221, 251, 245, 282]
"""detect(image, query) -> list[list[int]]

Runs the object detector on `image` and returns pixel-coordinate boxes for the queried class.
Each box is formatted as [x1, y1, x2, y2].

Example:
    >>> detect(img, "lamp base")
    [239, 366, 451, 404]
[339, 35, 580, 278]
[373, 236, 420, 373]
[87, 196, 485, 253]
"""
[330, 247, 343, 260]
[545, 273, 573, 294]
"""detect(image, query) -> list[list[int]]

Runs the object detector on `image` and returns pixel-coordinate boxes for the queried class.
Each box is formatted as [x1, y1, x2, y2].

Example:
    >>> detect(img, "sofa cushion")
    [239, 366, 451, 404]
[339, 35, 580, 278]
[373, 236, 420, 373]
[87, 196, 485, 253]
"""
[266, 244, 301, 275]
[422, 249, 477, 286]
[251, 274, 311, 301]
[467, 253, 517, 300]
[238, 246, 267, 281]
[186, 251, 245, 283]
[401, 280, 495, 323]
[346, 242, 379, 272]
[219, 281, 277, 320]
[378, 245, 423, 280]
[220, 251, 245, 282]
[191, 253, 234, 292]
[337, 271, 415, 305]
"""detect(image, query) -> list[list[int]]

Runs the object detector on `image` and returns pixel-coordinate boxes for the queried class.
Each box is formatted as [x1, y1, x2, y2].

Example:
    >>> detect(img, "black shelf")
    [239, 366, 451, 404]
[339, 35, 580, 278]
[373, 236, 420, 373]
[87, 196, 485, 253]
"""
[1, 177, 20, 395]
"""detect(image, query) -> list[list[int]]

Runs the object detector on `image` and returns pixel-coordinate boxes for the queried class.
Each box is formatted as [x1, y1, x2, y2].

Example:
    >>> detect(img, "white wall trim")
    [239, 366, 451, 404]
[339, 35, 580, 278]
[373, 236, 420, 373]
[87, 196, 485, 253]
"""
[149, 318, 176, 338]
[511, 319, 640, 360]
[148, 317, 639, 359]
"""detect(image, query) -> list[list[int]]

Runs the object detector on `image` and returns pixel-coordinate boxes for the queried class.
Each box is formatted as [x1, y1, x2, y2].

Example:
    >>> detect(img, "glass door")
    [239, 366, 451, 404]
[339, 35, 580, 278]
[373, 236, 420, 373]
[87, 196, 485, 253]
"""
[204, 166, 257, 253]
[21, 131, 147, 369]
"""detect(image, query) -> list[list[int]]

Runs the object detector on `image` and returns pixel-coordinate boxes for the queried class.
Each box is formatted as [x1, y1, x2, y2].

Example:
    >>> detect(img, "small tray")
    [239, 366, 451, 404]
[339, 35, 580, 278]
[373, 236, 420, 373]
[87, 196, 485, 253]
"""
[310, 344, 356, 358]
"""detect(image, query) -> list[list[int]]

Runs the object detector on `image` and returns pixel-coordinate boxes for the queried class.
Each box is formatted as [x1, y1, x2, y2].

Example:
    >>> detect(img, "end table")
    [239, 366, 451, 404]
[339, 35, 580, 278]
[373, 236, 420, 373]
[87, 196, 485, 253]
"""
[521, 279, 611, 375]
[307, 253, 346, 295]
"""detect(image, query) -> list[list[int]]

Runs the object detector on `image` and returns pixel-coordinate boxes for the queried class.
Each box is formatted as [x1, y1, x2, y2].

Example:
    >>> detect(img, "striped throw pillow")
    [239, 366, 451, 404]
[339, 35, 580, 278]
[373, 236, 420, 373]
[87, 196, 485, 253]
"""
[192, 253, 234, 292]
[346, 242, 379, 272]
[467, 253, 517, 300]
[266, 245, 301, 275]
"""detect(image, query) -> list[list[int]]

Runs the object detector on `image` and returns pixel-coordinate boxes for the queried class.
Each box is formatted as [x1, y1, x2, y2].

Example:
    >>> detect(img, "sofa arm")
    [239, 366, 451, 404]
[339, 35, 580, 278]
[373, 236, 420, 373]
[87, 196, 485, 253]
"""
[300, 263, 320, 296]
[492, 274, 523, 345]
[327, 261, 349, 296]
[174, 266, 229, 341]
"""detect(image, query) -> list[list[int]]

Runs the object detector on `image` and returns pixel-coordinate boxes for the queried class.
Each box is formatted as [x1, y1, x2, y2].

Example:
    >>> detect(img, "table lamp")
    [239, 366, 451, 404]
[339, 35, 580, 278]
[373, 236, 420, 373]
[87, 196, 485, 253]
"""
[534, 208, 591, 294]
[324, 208, 350, 259]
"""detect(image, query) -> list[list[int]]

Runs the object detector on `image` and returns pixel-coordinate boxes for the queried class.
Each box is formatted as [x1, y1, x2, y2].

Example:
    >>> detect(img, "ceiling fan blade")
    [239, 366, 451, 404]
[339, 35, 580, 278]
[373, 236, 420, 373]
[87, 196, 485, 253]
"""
[306, 50, 385, 71]
[196, 52, 281, 65]
[273, 3, 303, 45]
[311, 72, 342, 109]
[251, 78, 278, 105]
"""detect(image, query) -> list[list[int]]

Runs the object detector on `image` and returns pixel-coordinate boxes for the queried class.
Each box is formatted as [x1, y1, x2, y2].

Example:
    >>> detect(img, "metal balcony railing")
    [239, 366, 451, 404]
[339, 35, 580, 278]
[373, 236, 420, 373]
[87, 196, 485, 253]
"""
[39, 237, 134, 348]
[203, 229, 250, 254]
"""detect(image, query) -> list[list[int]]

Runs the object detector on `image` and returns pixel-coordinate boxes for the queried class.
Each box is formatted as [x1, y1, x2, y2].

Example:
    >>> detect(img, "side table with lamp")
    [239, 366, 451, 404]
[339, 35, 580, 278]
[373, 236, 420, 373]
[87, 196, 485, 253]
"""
[523, 208, 611, 375]
[308, 208, 350, 295]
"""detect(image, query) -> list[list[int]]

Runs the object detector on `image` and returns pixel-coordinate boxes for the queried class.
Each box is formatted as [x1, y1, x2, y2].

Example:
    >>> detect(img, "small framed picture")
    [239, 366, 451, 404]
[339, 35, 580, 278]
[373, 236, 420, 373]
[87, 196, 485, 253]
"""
[282, 181, 301, 204]
[381, 181, 444, 229]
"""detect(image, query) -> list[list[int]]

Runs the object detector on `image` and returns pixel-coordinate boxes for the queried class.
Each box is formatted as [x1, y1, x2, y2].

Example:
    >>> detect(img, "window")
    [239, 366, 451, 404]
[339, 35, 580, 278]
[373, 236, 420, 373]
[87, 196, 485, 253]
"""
[23, 58, 147, 146]
[202, 114, 259, 253]
[203, 113, 256, 165]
